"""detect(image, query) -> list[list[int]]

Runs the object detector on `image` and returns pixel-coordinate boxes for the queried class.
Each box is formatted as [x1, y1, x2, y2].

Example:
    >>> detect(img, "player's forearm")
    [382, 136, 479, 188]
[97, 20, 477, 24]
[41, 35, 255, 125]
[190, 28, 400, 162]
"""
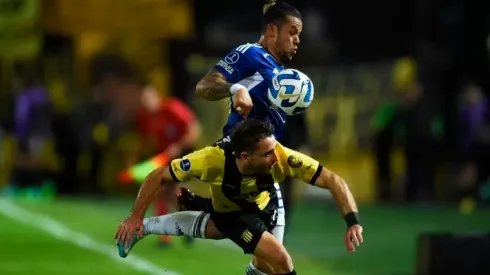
[195, 70, 232, 101]
[129, 166, 167, 219]
[315, 168, 358, 215]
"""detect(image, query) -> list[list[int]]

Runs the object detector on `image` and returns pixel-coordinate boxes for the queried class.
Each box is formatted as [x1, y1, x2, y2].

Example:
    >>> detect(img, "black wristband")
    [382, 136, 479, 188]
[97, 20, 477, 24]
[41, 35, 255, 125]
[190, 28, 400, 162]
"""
[344, 212, 360, 227]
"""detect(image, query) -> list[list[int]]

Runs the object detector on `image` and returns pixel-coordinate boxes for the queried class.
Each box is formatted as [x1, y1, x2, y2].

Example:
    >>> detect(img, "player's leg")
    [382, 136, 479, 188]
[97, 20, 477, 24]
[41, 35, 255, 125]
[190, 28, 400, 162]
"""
[155, 187, 172, 246]
[247, 183, 286, 274]
[249, 257, 273, 275]
[212, 212, 295, 275]
[247, 221, 286, 274]
[143, 211, 223, 239]
[253, 231, 294, 274]
[117, 211, 224, 258]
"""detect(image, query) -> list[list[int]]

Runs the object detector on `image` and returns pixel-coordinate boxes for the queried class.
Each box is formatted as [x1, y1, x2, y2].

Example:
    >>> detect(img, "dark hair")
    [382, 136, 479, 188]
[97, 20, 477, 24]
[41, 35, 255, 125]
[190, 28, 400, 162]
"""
[262, 0, 301, 31]
[230, 119, 275, 157]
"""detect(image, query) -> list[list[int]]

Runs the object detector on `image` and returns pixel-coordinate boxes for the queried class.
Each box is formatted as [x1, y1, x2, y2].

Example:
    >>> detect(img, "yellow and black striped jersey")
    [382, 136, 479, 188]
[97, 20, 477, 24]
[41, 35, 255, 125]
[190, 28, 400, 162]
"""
[169, 141, 322, 213]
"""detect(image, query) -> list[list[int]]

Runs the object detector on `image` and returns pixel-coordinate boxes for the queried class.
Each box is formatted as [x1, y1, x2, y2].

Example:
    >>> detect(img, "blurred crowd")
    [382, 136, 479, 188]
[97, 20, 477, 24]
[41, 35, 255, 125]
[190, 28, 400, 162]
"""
[373, 58, 490, 209]
[0, 54, 200, 198]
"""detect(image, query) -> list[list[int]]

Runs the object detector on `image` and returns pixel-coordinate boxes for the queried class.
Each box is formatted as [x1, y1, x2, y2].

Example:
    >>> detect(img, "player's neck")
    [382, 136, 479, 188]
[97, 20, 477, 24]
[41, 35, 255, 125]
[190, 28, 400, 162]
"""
[259, 40, 282, 65]
[235, 159, 257, 176]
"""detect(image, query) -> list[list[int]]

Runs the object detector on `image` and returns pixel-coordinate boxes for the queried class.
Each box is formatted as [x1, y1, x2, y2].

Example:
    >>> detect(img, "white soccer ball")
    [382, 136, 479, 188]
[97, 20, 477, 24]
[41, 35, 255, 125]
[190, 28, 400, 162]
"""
[268, 69, 314, 116]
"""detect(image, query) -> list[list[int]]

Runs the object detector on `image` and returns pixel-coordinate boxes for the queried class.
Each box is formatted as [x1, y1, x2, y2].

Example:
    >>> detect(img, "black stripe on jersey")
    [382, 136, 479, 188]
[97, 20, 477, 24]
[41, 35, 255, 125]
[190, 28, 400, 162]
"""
[309, 165, 323, 185]
[256, 174, 275, 193]
[222, 149, 249, 210]
[168, 164, 180, 182]
[221, 148, 275, 212]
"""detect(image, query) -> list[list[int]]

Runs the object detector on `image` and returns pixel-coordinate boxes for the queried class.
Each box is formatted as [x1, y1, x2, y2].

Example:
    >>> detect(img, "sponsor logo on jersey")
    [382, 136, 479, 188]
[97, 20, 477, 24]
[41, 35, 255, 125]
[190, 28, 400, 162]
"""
[180, 159, 191, 172]
[217, 60, 234, 74]
[287, 155, 302, 168]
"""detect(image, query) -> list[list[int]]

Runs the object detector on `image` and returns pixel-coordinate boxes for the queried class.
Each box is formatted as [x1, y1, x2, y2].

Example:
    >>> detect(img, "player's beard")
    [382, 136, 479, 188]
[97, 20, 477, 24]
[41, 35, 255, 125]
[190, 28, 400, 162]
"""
[278, 49, 293, 63]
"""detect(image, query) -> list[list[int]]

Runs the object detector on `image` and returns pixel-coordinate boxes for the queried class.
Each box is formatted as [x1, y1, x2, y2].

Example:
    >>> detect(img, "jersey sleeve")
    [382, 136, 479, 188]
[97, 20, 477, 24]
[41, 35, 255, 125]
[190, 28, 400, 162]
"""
[169, 147, 220, 182]
[213, 44, 258, 83]
[275, 143, 323, 185]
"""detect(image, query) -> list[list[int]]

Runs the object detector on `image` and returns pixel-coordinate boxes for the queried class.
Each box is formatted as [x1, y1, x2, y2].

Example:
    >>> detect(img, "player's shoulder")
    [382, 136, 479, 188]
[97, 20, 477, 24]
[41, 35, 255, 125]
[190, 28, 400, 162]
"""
[275, 143, 308, 167]
[274, 142, 291, 161]
[233, 43, 264, 54]
[191, 146, 225, 167]
[228, 43, 265, 60]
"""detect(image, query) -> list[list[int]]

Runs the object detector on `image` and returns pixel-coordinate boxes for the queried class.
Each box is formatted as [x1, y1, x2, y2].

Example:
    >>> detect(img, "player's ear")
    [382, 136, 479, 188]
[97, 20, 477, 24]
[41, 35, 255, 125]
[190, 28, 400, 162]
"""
[240, 151, 249, 160]
[266, 23, 278, 39]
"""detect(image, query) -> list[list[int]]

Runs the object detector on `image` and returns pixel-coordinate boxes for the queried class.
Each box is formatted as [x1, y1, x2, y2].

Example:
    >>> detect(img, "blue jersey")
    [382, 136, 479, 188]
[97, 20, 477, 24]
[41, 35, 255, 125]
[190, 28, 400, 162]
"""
[213, 43, 287, 139]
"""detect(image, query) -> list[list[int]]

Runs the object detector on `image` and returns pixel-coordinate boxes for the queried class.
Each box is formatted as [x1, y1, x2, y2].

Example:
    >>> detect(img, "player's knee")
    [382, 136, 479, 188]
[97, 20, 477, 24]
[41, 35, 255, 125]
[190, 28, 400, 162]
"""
[270, 249, 293, 273]
[254, 232, 293, 273]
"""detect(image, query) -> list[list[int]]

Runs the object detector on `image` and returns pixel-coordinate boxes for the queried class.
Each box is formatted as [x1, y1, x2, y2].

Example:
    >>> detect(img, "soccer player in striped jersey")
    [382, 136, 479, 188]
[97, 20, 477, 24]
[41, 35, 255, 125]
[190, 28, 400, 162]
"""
[116, 119, 364, 275]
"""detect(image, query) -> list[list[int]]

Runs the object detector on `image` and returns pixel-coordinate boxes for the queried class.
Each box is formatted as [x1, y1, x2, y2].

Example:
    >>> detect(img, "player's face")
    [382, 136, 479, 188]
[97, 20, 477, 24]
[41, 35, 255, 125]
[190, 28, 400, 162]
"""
[246, 136, 278, 174]
[276, 16, 302, 62]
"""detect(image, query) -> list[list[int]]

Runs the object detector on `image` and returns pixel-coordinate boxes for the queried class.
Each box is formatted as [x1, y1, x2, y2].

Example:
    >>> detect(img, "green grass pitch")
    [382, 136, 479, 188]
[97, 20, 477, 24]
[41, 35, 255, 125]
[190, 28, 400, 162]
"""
[0, 198, 488, 275]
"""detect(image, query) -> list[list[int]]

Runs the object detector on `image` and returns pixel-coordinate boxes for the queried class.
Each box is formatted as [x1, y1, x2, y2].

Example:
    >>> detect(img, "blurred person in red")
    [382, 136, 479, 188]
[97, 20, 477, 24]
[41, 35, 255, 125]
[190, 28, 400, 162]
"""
[132, 84, 201, 246]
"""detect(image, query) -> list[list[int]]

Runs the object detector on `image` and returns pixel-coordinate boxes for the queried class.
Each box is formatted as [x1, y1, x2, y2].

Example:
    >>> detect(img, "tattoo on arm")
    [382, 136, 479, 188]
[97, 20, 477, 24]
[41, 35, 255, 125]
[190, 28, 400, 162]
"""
[195, 69, 233, 101]
[130, 166, 175, 219]
[314, 168, 358, 215]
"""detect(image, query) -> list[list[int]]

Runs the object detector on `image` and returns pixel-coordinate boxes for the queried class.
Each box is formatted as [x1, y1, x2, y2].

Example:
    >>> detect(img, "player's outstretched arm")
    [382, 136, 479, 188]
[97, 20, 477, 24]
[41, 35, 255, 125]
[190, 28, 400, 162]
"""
[130, 166, 175, 219]
[115, 166, 176, 245]
[313, 167, 364, 252]
[313, 168, 358, 215]
[196, 69, 233, 101]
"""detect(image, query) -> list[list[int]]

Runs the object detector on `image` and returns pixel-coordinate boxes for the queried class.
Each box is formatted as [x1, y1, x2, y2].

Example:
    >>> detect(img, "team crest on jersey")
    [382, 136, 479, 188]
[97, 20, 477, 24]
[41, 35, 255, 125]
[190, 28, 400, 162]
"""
[241, 229, 253, 243]
[224, 51, 240, 64]
[287, 155, 302, 168]
[180, 159, 191, 172]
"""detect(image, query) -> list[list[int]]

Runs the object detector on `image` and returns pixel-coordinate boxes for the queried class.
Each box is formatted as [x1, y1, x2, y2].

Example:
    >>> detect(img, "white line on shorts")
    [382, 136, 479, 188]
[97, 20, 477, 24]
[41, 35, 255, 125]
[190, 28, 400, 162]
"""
[0, 199, 180, 275]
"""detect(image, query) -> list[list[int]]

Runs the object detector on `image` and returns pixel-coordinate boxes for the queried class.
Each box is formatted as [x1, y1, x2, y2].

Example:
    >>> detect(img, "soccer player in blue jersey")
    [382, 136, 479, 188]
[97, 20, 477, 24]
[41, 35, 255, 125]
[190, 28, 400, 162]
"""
[195, 3, 299, 138]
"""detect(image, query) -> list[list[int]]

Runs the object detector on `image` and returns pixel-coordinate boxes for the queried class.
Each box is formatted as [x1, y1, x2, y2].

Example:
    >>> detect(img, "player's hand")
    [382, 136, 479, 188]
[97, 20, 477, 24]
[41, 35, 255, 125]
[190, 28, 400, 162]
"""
[344, 224, 363, 252]
[114, 216, 144, 245]
[232, 88, 253, 117]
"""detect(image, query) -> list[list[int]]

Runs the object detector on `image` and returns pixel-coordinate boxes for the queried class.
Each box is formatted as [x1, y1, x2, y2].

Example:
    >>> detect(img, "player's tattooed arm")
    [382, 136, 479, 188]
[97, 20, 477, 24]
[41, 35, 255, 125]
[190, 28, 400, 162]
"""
[129, 166, 175, 219]
[196, 69, 233, 101]
[313, 167, 358, 215]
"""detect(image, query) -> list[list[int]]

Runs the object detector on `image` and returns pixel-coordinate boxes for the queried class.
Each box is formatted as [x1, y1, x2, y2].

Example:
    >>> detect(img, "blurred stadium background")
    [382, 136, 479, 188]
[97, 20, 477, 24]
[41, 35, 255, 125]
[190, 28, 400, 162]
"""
[1, 0, 490, 274]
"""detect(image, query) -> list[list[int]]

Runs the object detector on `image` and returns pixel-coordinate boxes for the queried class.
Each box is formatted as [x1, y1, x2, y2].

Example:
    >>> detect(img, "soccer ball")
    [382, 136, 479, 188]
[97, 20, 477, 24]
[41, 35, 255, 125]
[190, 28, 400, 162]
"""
[268, 69, 314, 115]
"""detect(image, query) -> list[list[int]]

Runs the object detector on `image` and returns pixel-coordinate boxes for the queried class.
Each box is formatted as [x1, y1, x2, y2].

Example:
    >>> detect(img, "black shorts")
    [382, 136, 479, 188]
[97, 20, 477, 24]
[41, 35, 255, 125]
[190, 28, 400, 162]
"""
[210, 201, 278, 254]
